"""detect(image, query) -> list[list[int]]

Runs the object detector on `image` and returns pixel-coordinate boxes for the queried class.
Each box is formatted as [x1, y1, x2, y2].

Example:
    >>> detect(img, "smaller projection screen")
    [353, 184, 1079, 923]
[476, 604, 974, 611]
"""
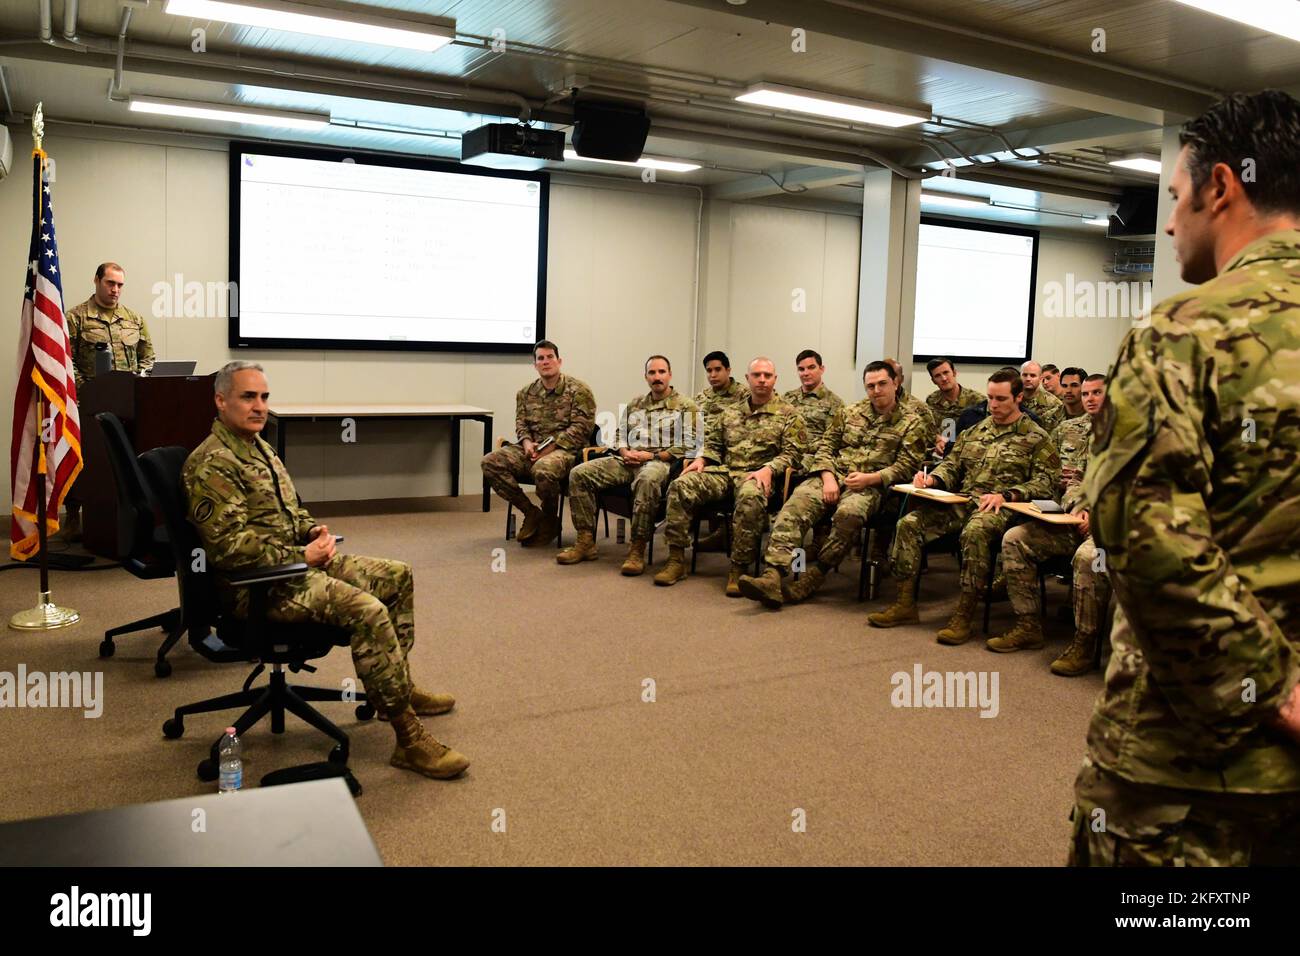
[912, 218, 1038, 365]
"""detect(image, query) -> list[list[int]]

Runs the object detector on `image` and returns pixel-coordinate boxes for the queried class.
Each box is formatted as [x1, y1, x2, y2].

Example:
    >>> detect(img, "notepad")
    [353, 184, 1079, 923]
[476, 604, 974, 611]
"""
[1029, 499, 1064, 514]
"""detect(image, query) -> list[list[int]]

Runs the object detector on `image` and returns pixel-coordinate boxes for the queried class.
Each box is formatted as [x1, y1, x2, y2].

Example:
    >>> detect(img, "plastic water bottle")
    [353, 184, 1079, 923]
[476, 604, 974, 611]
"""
[218, 727, 242, 794]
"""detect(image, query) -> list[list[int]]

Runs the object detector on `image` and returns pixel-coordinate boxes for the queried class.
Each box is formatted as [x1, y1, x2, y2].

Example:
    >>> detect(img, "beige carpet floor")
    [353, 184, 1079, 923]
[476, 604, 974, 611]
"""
[0, 497, 1102, 865]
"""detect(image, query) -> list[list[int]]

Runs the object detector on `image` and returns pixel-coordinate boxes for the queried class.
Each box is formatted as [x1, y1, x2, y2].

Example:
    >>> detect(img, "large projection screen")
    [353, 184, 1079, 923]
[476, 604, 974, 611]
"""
[912, 218, 1038, 365]
[229, 141, 548, 353]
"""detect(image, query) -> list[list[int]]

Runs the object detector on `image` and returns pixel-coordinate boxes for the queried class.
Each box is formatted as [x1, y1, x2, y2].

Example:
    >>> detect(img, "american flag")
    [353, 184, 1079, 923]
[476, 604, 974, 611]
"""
[10, 150, 81, 560]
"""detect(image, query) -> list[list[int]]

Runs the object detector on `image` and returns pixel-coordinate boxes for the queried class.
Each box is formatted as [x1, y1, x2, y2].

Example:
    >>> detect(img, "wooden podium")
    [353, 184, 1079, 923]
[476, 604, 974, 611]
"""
[78, 371, 218, 559]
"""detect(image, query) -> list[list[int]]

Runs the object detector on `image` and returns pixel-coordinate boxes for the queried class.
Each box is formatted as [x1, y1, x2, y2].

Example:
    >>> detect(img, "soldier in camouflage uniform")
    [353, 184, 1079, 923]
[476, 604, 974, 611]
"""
[557, 355, 699, 574]
[1020, 361, 1065, 433]
[738, 361, 928, 608]
[885, 357, 937, 438]
[1069, 91, 1300, 866]
[868, 369, 1058, 643]
[693, 350, 750, 551]
[1056, 366, 1088, 418]
[781, 349, 844, 474]
[990, 373, 1112, 673]
[924, 357, 985, 455]
[480, 340, 596, 547]
[654, 357, 806, 595]
[183, 362, 468, 780]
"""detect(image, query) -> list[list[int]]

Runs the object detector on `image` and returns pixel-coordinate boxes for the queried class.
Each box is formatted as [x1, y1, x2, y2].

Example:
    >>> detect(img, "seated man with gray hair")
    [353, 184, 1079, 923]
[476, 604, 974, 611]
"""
[182, 360, 469, 780]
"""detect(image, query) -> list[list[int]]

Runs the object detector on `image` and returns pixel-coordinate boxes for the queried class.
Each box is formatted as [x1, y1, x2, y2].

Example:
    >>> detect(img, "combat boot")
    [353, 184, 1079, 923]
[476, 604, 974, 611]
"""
[621, 538, 649, 576]
[867, 577, 919, 627]
[738, 567, 784, 609]
[653, 546, 689, 586]
[936, 592, 979, 645]
[557, 531, 598, 564]
[783, 565, 826, 603]
[725, 563, 746, 597]
[525, 507, 560, 548]
[516, 503, 543, 543]
[985, 614, 1045, 653]
[1051, 631, 1098, 676]
[375, 687, 455, 720]
[389, 708, 470, 779]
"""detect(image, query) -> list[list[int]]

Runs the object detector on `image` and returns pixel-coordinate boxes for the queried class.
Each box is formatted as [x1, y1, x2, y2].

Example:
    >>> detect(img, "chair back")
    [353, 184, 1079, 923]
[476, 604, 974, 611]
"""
[95, 412, 166, 564]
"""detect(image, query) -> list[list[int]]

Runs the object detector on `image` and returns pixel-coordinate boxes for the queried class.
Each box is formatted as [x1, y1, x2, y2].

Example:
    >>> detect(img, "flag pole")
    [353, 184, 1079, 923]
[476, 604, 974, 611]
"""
[10, 105, 78, 630]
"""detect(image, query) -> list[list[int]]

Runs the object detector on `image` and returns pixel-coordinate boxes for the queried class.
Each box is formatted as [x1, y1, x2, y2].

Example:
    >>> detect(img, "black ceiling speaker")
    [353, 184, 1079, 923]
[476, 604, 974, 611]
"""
[571, 99, 650, 162]
[1109, 186, 1158, 237]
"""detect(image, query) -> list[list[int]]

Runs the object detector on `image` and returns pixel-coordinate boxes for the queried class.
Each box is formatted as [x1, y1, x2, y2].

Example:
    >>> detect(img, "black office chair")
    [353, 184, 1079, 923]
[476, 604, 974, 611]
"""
[591, 448, 683, 564]
[95, 412, 183, 678]
[138, 445, 372, 788]
[688, 468, 794, 575]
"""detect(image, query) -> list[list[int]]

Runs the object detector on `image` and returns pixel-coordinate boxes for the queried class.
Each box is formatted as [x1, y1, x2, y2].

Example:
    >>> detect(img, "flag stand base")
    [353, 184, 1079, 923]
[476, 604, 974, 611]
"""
[9, 590, 80, 630]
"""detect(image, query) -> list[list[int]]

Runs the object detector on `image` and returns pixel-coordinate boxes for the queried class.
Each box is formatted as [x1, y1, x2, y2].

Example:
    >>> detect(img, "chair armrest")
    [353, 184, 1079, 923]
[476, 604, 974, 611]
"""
[582, 445, 610, 463]
[225, 562, 310, 587]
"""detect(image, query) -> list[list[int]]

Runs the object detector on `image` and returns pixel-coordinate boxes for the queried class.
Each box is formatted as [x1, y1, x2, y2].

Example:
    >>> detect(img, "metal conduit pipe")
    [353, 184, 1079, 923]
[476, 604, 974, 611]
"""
[113, 6, 133, 94]
[63, 0, 78, 41]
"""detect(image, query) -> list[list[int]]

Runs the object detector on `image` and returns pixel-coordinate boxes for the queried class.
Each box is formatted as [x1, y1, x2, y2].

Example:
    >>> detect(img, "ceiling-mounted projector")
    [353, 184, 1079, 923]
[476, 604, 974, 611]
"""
[461, 123, 564, 171]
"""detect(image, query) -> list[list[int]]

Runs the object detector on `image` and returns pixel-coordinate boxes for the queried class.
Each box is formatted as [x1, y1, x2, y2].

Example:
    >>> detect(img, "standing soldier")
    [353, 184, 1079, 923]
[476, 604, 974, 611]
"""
[654, 357, 806, 596]
[738, 361, 928, 608]
[989, 373, 1111, 674]
[557, 355, 698, 574]
[1070, 91, 1300, 866]
[480, 340, 596, 547]
[868, 369, 1057, 642]
[1020, 360, 1065, 432]
[925, 357, 985, 454]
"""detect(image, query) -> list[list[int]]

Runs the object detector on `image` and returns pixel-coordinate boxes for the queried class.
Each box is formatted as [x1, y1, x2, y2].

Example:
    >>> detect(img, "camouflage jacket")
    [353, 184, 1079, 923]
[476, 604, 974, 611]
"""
[1083, 229, 1300, 794]
[808, 399, 929, 488]
[782, 384, 844, 472]
[183, 419, 317, 576]
[930, 413, 1057, 501]
[901, 391, 936, 435]
[1023, 387, 1065, 433]
[694, 378, 749, 426]
[1052, 413, 1093, 512]
[619, 388, 699, 458]
[926, 385, 985, 437]
[515, 374, 596, 453]
[700, 396, 806, 477]
[66, 297, 156, 390]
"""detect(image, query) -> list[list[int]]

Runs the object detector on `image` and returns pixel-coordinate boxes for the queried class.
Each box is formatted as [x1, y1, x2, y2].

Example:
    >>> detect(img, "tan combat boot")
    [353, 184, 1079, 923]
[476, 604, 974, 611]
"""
[936, 592, 979, 645]
[985, 614, 1045, 653]
[738, 567, 784, 609]
[653, 546, 689, 586]
[524, 506, 560, 548]
[389, 708, 470, 779]
[621, 538, 649, 576]
[557, 531, 598, 564]
[1051, 631, 1098, 676]
[375, 687, 455, 721]
[783, 566, 826, 603]
[867, 577, 919, 627]
[515, 503, 543, 543]
[725, 563, 746, 597]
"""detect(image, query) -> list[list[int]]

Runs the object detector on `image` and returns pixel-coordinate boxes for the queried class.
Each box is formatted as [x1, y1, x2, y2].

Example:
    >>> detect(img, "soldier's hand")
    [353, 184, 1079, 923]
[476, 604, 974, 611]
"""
[747, 466, 774, 497]
[913, 470, 932, 489]
[822, 473, 840, 505]
[1273, 684, 1300, 747]
[307, 524, 329, 541]
[844, 472, 869, 493]
[682, 457, 705, 475]
[618, 448, 640, 465]
[305, 533, 336, 568]
[1077, 510, 1091, 537]
[935, 435, 948, 455]
[978, 493, 1006, 512]
[522, 438, 538, 460]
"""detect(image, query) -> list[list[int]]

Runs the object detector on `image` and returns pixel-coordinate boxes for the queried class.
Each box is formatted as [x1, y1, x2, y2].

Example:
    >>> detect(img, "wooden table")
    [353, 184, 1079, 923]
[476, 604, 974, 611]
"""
[268, 404, 494, 511]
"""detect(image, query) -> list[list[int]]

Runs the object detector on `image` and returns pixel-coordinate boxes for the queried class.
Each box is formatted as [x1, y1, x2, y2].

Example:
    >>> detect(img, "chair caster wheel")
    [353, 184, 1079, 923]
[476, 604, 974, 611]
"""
[355, 704, 375, 721]
[328, 745, 349, 765]
[197, 759, 218, 782]
[99, 639, 115, 659]
[162, 718, 184, 739]
[154, 658, 172, 678]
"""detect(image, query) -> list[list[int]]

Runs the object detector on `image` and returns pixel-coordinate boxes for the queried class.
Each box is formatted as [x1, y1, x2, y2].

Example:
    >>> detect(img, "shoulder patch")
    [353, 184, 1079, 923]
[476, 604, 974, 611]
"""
[194, 498, 215, 522]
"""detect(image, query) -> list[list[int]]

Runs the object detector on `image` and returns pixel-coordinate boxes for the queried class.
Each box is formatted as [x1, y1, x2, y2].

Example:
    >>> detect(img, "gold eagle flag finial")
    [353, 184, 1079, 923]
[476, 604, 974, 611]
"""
[32, 101, 44, 154]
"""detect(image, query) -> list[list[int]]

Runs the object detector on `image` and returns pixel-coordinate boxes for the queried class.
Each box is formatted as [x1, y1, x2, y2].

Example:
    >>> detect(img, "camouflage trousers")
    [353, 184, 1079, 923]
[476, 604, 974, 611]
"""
[568, 456, 671, 539]
[1068, 758, 1300, 865]
[260, 553, 416, 713]
[1002, 524, 1112, 632]
[664, 470, 771, 565]
[765, 477, 884, 572]
[891, 501, 1010, 592]
[481, 443, 575, 511]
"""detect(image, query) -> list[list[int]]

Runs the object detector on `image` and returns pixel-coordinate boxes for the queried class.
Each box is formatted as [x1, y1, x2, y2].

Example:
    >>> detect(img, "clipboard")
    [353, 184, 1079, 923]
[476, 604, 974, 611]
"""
[891, 483, 970, 505]
[1003, 501, 1085, 525]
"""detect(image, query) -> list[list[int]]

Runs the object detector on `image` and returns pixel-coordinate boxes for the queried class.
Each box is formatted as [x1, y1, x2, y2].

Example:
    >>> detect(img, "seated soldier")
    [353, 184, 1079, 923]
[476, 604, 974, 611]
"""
[991, 373, 1113, 674]
[738, 361, 929, 608]
[557, 355, 698, 574]
[925, 356, 985, 456]
[183, 362, 468, 780]
[653, 357, 806, 595]
[481, 339, 596, 547]
[868, 368, 1058, 644]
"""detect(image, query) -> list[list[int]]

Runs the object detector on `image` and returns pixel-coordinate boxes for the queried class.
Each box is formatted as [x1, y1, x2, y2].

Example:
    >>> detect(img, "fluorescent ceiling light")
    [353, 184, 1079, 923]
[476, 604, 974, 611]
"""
[1171, 0, 1300, 43]
[563, 149, 700, 172]
[920, 192, 990, 209]
[1085, 216, 1111, 227]
[129, 95, 330, 129]
[1109, 156, 1162, 175]
[736, 83, 930, 127]
[163, 0, 455, 52]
